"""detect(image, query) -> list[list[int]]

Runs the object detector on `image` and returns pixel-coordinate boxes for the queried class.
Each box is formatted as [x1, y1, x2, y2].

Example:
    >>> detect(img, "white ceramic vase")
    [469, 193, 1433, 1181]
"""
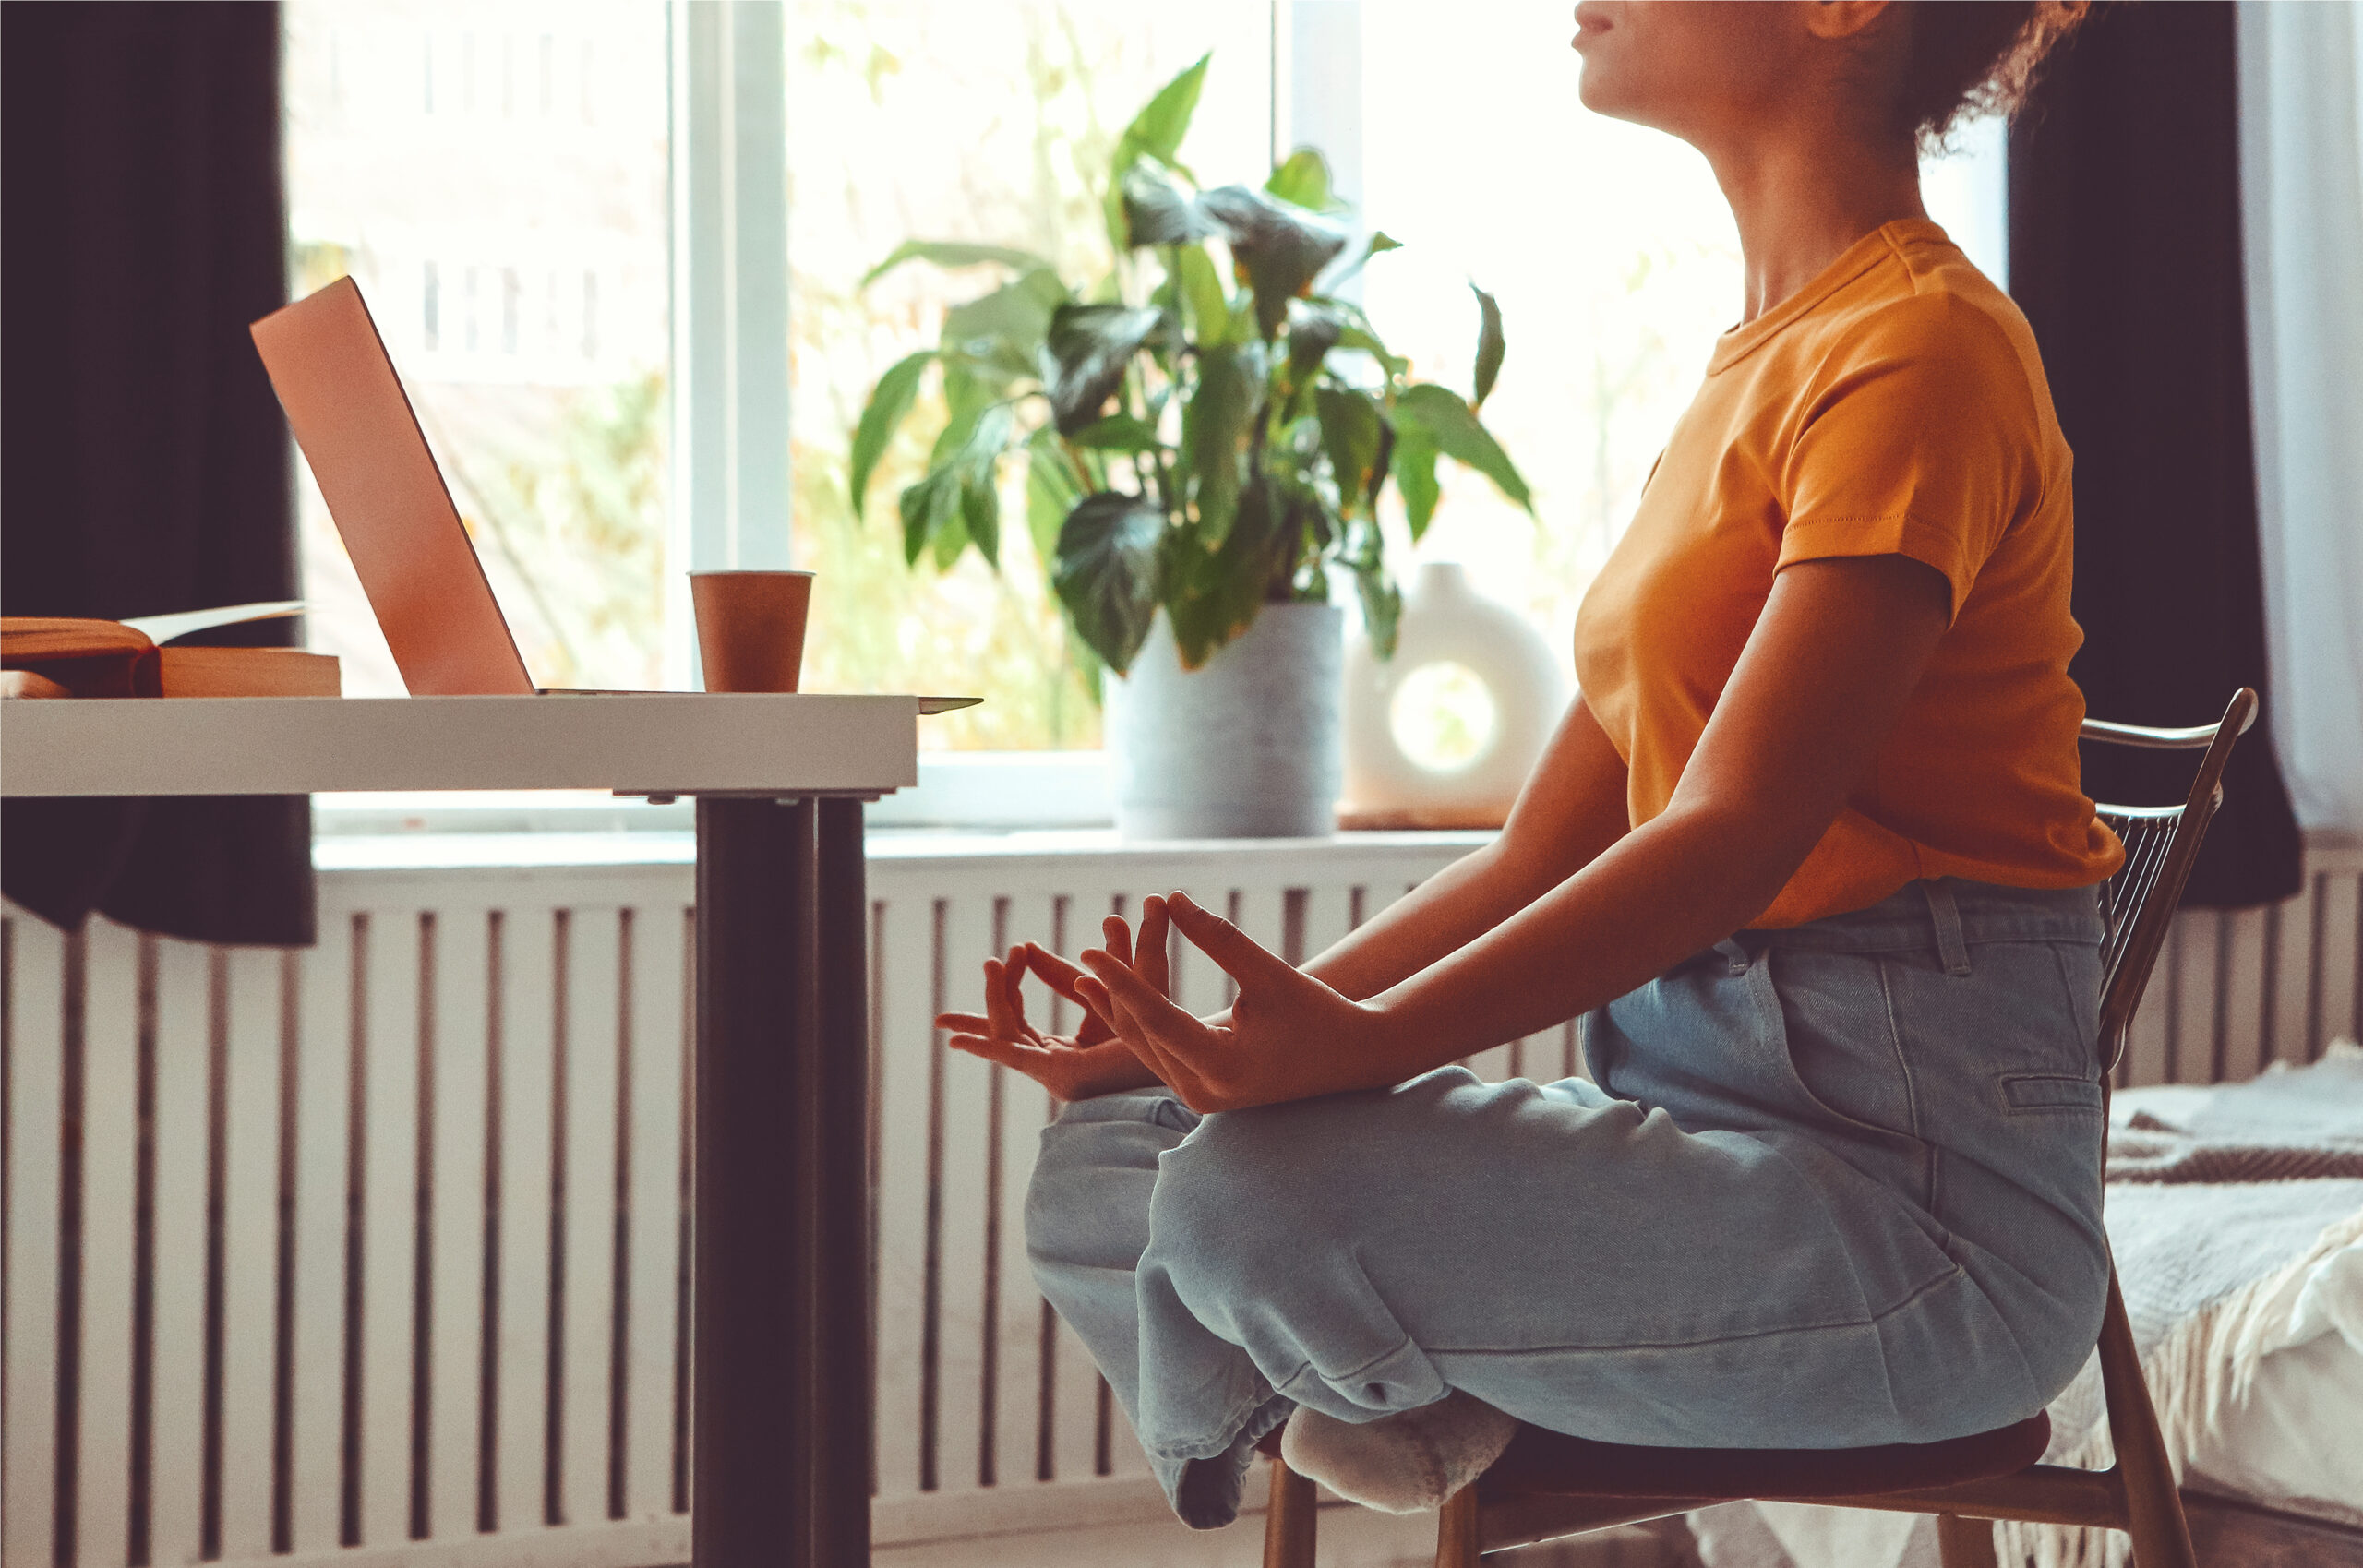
[1107, 601, 1344, 840]
[1339, 561, 1569, 828]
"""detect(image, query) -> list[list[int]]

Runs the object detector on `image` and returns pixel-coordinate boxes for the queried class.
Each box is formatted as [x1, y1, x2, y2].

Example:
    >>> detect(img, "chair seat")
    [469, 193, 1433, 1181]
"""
[1478, 1412, 2051, 1502]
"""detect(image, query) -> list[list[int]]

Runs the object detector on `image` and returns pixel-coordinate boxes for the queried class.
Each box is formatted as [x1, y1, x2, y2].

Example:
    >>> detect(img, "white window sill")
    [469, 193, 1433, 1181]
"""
[311, 825, 1494, 874]
[311, 750, 1115, 838]
[309, 750, 1493, 872]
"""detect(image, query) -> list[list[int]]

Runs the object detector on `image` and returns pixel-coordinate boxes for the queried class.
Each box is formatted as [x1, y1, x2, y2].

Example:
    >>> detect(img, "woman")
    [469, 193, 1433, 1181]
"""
[942, 0, 2107, 1530]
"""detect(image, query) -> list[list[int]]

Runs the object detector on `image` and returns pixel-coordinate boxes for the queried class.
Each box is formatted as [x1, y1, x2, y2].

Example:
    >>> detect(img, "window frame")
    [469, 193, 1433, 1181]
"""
[297, 2, 2006, 840]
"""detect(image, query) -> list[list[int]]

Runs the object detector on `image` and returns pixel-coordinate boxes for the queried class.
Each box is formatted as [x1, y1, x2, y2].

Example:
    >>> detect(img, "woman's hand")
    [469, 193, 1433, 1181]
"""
[1075, 892, 1390, 1114]
[937, 908, 1170, 1103]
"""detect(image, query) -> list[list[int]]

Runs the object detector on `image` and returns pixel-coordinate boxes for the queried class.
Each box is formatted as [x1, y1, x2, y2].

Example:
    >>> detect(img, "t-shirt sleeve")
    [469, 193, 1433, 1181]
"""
[1775, 293, 2045, 623]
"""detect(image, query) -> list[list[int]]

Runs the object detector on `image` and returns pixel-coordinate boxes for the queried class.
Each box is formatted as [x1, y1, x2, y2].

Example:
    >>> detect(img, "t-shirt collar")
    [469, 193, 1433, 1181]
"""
[1707, 218, 1948, 375]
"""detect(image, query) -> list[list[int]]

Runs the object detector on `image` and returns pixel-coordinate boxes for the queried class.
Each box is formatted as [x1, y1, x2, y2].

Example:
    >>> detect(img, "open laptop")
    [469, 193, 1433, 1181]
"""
[250, 277, 973, 711]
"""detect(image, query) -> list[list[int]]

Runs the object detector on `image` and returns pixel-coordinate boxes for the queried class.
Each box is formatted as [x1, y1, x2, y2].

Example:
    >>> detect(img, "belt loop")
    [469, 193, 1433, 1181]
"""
[1923, 879, 1972, 977]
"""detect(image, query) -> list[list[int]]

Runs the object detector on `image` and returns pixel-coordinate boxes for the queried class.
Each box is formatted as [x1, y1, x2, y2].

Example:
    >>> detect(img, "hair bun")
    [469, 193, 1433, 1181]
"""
[1898, 0, 2092, 153]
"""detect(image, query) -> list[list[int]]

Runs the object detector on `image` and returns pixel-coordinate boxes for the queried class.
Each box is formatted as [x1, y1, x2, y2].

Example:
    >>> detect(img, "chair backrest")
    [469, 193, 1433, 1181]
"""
[2081, 688, 2258, 1073]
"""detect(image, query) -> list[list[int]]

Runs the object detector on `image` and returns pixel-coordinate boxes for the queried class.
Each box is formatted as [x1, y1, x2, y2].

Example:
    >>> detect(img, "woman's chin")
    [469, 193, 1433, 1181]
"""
[1574, 76, 1649, 129]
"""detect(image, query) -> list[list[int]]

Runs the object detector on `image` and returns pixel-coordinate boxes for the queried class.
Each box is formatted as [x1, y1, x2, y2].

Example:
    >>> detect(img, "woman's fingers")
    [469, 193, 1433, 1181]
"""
[1080, 945, 1211, 1060]
[1165, 891, 1298, 988]
[1137, 895, 1173, 999]
[935, 1011, 994, 1036]
[1070, 976, 1124, 1058]
[980, 956, 1020, 1041]
[998, 945, 1033, 1027]
[948, 1032, 1059, 1081]
[1101, 914, 1134, 971]
[1021, 943, 1090, 999]
[1074, 973, 1180, 1080]
[946, 1031, 1020, 1062]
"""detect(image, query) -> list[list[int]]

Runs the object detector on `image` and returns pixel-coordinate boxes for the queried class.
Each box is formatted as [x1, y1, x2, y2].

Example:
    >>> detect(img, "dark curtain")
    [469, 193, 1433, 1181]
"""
[2009, 0, 2304, 909]
[2, 2, 315, 946]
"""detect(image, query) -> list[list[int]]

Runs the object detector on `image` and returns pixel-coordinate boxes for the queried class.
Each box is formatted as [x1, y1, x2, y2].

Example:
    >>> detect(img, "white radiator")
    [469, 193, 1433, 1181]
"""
[4, 833, 2357, 1568]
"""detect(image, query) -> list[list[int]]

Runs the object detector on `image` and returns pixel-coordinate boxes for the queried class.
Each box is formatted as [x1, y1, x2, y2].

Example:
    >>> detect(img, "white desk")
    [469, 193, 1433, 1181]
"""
[4, 694, 918, 1566]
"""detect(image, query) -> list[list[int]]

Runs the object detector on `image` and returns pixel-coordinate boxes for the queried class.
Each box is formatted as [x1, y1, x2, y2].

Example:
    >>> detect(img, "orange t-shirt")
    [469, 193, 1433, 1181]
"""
[1572, 219, 2122, 928]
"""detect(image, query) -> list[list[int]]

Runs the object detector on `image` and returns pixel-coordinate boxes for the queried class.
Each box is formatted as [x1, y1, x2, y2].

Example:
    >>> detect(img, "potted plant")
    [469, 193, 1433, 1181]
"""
[848, 54, 1532, 836]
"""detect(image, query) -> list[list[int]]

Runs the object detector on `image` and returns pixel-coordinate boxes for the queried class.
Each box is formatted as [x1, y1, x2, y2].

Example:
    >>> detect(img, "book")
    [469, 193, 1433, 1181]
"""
[0, 604, 339, 699]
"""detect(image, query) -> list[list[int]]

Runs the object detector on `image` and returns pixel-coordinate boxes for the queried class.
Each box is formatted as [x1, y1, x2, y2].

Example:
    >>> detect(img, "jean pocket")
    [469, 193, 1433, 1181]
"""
[1757, 948, 1922, 1144]
[1999, 1072, 2105, 1115]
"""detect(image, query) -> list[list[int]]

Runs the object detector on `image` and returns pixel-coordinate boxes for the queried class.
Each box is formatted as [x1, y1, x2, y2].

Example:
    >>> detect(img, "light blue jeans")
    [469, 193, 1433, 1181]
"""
[1024, 878, 2112, 1528]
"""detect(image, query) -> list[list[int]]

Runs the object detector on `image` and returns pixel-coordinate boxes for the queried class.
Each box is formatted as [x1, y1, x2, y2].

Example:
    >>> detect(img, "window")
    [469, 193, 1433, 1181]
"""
[785, 2, 1272, 750]
[1349, 7, 2007, 664]
[284, 0, 673, 698]
[286, 3, 2008, 822]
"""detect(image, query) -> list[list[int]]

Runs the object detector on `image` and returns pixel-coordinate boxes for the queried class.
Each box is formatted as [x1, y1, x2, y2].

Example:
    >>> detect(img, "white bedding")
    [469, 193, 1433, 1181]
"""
[1690, 1047, 2363, 1568]
[2171, 1165, 2363, 1524]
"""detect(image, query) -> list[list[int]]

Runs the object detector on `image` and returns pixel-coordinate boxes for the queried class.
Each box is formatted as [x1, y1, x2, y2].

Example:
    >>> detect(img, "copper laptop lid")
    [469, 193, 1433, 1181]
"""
[250, 278, 535, 696]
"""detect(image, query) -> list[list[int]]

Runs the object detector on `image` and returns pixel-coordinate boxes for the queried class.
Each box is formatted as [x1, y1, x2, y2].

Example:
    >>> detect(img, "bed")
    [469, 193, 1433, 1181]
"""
[1685, 1043, 2363, 1568]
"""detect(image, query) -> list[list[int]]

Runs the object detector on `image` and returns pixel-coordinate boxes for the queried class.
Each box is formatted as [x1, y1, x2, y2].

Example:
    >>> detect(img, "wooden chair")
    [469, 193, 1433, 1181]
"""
[1261, 689, 2259, 1568]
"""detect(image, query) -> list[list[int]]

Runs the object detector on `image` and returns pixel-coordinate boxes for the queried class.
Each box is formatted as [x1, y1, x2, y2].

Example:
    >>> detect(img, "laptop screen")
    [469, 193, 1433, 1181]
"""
[251, 278, 536, 697]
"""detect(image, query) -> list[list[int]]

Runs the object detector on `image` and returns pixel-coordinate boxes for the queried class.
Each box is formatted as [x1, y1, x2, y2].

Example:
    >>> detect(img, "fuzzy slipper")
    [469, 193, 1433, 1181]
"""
[1278, 1391, 1518, 1514]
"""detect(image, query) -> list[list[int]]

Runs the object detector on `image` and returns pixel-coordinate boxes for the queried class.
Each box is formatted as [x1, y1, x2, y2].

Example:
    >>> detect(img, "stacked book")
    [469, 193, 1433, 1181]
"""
[1, 602, 339, 699]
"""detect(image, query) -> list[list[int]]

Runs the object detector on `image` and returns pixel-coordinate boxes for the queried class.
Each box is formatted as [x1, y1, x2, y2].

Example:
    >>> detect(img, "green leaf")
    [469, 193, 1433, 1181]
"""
[1470, 282, 1505, 410]
[1287, 301, 1346, 387]
[1314, 386, 1385, 519]
[1026, 431, 1083, 564]
[848, 350, 933, 517]
[1353, 555, 1404, 659]
[930, 395, 1017, 477]
[898, 467, 962, 565]
[1324, 231, 1404, 292]
[1265, 147, 1336, 211]
[1104, 54, 1211, 249]
[1309, 295, 1409, 377]
[1117, 53, 1209, 168]
[1163, 477, 1302, 667]
[1185, 345, 1254, 546]
[960, 472, 1001, 568]
[1120, 166, 1215, 248]
[863, 240, 1050, 290]
[941, 267, 1069, 382]
[929, 505, 971, 570]
[1065, 414, 1162, 453]
[1046, 304, 1167, 434]
[1054, 492, 1167, 674]
[1392, 425, 1441, 540]
[1394, 382, 1533, 514]
[1198, 186, 1349, 340]
[903, 398, 1018, 569]
[1176, 245, 1231, 348]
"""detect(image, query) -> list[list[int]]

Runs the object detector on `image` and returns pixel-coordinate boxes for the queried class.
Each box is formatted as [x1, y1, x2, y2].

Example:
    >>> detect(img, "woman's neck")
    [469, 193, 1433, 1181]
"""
[1707, 128, 1929, 325]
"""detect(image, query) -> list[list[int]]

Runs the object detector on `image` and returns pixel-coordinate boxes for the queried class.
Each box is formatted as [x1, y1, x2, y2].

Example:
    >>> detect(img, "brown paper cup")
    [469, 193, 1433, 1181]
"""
[690, 570, 813, 693]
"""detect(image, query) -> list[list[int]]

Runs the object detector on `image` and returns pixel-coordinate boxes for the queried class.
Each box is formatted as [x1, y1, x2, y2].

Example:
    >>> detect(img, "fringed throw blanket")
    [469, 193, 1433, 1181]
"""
[1691, 1044, 2363, 1568]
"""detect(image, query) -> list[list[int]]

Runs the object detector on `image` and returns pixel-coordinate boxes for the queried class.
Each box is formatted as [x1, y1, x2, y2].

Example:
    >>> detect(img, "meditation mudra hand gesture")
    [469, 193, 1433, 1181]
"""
[940, 892, 1369, 1113]
[934, 899, 1171, 1104]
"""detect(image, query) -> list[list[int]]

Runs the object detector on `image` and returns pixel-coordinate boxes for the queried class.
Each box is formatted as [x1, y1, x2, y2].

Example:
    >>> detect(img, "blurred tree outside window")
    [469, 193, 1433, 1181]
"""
[284, 0, 672, 698]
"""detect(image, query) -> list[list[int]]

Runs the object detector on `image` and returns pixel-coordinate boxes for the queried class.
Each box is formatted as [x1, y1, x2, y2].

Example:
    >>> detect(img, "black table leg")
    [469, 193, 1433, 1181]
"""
[813, 798, 872, 1563]
[693, 796, 819, 1565]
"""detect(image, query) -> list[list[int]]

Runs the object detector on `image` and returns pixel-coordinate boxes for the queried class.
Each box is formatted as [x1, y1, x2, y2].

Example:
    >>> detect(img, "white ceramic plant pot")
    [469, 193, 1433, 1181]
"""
[1339, 561, 1569, 828]
[1107, 602, 1345, 840]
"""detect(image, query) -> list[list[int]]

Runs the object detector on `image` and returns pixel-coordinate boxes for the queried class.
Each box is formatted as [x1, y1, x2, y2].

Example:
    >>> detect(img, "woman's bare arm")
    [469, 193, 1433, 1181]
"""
[1074, 555, 1953, 1111]
[1293, 697, 1633, 1002]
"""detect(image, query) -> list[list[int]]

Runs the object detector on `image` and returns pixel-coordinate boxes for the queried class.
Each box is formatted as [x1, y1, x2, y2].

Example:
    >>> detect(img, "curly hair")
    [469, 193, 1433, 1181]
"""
[1894, 1, 2093, 152]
